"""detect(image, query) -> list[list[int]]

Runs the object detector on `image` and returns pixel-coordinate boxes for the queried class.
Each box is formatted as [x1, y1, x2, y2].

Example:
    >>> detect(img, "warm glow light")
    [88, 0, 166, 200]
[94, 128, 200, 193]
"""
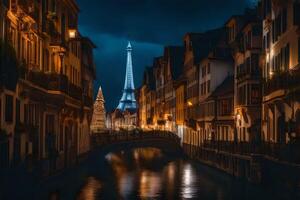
[69, 29, 77, 38]
[187, 101, 193, 107]
[181, 163, 195, 199]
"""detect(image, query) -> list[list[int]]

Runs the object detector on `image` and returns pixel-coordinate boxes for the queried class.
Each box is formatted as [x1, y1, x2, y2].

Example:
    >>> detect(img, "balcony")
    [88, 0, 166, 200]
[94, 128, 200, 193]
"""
[17, 0, 39, 21]
[22, 70, 82, 101]
[44, 21, 67, 49]
[26, 71, 68, 93]
[236, 69, 260, 82]
[69, 83, 82, 100]
[263, 68, 300, 96]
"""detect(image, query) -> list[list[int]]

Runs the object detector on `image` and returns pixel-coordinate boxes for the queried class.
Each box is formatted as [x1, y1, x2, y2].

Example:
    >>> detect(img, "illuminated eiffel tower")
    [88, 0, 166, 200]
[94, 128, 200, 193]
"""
[116, 42, 137, 112]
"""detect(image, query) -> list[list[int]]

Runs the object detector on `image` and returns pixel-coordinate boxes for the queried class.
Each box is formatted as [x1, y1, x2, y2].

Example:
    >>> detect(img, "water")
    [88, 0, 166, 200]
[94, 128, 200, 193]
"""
[0, 148, 287, 199]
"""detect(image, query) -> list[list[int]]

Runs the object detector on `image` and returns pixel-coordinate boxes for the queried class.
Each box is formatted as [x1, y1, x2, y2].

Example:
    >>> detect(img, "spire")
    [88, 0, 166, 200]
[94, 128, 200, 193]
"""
[91, 85, 107, 133]
[116, 42, 137, 112]
[96, 86, 105, 102]
[127, 41, 132, 50]
[124, 41, 135, 90]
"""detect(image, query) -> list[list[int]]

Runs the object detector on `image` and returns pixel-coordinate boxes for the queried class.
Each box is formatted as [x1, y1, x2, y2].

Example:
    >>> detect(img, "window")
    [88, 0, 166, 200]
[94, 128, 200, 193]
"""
[251, 54, 259, 74]
[251, 85, 260, 105]
[285, 43, 290, 70]
[207, 63, 210, 74]
[219, 99, 232, 116]
[207, 80, 210, 93]
[5, 95, 13, 123]
[202, 66, 206, 77]
[15, 99, 20, 125]
[246, 57, 251, 73]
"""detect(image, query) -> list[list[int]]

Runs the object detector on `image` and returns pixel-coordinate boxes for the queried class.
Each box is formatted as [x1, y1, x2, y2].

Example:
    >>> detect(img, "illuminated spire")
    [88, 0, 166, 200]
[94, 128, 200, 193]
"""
[91, 86, 106, 133]
[117, 42, 137, 112]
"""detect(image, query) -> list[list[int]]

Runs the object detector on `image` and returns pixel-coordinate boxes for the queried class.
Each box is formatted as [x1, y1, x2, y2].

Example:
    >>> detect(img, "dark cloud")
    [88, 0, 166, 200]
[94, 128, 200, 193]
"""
[76, 0, 255, 111]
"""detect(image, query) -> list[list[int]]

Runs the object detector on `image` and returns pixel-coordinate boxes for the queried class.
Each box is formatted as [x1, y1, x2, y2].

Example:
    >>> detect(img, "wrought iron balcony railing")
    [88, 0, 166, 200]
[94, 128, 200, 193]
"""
[263, 68, 300, 96]
[20, 69, 83, 101]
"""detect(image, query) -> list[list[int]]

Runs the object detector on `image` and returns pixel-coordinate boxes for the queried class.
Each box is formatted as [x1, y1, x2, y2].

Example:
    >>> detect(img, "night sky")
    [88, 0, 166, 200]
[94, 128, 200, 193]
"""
[76, 0, 257, 111]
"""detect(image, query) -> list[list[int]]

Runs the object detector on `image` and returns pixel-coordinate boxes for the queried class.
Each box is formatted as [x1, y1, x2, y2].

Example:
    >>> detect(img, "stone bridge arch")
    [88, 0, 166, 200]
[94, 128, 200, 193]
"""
[91, 131, 182, 155]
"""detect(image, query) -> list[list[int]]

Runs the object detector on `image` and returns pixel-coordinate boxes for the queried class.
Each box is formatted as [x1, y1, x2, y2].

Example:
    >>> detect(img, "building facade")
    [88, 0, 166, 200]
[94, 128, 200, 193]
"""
[261, 0, 300, 145]
[0, 0, 96, 170]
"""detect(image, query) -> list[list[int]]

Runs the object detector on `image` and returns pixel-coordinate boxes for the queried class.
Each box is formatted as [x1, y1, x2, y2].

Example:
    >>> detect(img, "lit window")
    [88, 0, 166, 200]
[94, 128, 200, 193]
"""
[69, 29, 77, 39]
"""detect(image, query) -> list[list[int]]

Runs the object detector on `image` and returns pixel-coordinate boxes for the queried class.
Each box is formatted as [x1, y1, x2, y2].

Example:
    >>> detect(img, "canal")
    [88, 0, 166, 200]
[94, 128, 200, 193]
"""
[1, 147, 289, 199]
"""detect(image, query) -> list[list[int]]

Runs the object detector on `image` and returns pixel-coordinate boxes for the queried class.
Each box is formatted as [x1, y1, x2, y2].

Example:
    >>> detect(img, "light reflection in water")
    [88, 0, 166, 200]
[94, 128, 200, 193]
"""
[139, 170, 162, 199]
[182, 163, 196, 199]
[72, 147, 273, 200]
[77, 177, 101, 200]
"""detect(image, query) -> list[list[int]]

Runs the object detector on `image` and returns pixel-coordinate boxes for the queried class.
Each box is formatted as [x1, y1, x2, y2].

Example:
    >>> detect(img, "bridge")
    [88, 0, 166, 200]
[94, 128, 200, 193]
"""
[91, 131, 182, 154]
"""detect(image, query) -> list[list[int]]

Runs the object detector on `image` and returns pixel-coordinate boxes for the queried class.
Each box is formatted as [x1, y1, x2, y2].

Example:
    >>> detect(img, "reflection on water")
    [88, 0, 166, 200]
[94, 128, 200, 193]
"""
[182, 163, 196, 199]
[0, 147, 290, 199]
[77, 177, 102, 200]
[73, 148, 273, 200]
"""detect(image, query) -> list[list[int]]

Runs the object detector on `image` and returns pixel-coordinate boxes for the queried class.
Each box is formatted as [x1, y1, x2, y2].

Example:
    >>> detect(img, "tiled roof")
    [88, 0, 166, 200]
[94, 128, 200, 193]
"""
[164, 46, 185, 80]
[185, 27, 227, 64]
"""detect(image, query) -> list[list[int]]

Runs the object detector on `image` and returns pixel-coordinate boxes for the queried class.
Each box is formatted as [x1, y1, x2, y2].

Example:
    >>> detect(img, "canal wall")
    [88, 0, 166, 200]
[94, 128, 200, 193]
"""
[182, 143, 300, 195]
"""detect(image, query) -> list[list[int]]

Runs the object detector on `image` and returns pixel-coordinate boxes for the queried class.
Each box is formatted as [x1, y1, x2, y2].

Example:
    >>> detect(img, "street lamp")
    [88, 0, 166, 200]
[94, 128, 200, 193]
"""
[58, 47, 66, 74]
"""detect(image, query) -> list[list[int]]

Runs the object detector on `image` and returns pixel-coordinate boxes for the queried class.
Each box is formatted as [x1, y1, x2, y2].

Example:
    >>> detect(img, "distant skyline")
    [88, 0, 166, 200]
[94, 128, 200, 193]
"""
[76, 0, 256, 111]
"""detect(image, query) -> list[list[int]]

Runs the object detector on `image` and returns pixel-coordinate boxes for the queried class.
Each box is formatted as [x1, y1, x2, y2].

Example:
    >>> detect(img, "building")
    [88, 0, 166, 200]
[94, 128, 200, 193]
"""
[139, 67, 156, 130]
[261, 0, 300, 145]
[231, 18, 262, 143]
[0, 0, 7, 39]
[198, 45, 234, 144]
[90, 86, 106, 133]
[208, 76, 235, 143]
[153, 57, 165, 129]
[111, 110, 137, 131]
[175, 78, 186, 141]
[149, 46, 185, 132]
[162, 46, 184, 132]
[0, 0, 96, 169]
[183, 29, 225, 130]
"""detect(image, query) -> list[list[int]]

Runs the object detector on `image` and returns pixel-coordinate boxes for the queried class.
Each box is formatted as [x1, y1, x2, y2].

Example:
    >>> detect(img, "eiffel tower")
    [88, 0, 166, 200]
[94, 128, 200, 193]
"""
[116, 42, 137, 112]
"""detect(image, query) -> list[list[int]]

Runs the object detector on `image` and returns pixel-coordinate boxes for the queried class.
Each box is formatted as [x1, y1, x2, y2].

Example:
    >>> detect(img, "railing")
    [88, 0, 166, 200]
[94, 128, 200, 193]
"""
[202, 141, 257, 155]
[91, 130, 181, 147]
[18, 0, 39, 21]
[69, 83, 82, 100]
[264, 68, 300, 95]
[21, 70, 83, 101]
[236, 70, 260, 81]
[261, 142, 300, 164]
[201, 140, 300, 164]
